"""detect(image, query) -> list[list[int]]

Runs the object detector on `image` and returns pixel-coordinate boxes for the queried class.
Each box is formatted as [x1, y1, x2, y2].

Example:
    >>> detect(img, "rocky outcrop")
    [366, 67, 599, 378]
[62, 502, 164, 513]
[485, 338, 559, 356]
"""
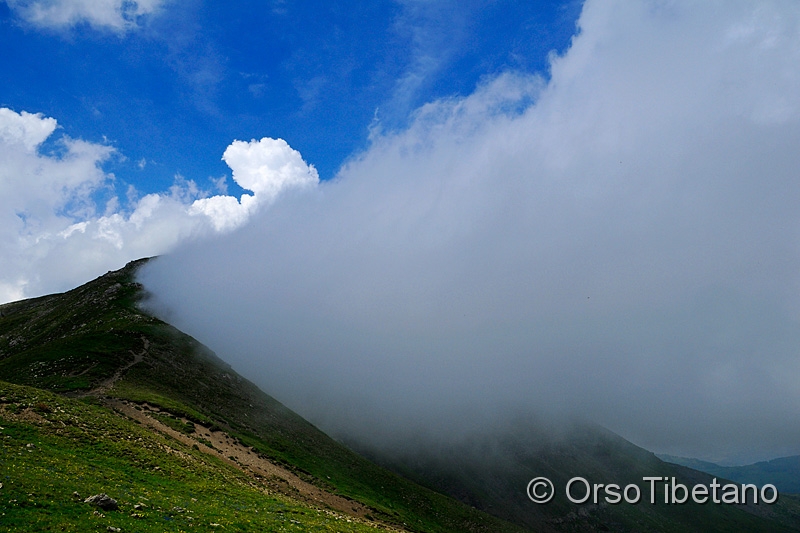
[84, 493, 119, 511]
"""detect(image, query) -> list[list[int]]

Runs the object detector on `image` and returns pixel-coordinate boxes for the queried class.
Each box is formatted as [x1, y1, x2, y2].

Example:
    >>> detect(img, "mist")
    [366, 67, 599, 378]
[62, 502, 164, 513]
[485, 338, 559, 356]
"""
[140, 0, 800, 465]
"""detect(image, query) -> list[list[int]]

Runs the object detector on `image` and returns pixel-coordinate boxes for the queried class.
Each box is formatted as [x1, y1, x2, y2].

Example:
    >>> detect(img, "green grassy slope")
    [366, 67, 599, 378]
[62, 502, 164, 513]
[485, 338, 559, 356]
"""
[0, 381, 390, 533]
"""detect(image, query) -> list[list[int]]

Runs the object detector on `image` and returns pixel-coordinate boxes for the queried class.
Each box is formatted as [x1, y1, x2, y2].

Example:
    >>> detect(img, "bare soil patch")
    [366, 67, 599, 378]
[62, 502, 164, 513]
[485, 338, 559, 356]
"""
[106, 399, 404, 531]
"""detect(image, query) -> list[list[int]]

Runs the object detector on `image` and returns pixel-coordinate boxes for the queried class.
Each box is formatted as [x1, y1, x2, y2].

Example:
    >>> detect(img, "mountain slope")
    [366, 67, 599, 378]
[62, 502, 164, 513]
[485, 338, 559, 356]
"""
[362, 420, 800, 532]
[0, 259, 526, 533]
[1, 259, 799, 532]
[1, 380, 397, 532]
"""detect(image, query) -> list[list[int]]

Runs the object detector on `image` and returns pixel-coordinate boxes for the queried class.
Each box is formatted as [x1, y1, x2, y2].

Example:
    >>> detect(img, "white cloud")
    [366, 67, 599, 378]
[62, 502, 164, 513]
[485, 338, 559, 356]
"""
[222, 138, 319, 199]
[142, 0, 800, 463]
[0, 108, 315, 302]
[191, 138, 319, 232]
[3, 0, 163, 31]
[0, 108, 57, 151]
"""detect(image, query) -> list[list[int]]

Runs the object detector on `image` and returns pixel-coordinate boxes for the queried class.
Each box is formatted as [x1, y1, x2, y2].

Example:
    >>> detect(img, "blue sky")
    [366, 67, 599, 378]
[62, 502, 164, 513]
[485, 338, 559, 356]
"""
[0, 0, 580, 192]
[4, 0, 800, 464]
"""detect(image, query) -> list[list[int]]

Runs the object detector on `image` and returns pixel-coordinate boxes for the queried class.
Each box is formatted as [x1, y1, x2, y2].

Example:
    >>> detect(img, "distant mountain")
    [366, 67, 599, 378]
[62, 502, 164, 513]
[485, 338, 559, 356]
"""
[360, 422, 800, 532]
[1, 259, 799, 532]
[660, 454, 800, 495]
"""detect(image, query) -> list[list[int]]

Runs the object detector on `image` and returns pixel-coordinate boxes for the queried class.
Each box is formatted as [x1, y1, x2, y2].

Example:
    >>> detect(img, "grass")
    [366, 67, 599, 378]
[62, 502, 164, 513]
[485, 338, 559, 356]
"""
[0, 381, 389, 533]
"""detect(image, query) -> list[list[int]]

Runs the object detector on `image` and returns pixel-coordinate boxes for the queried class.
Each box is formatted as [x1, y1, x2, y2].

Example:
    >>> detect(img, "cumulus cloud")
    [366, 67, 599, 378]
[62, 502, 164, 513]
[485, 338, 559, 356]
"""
[0, 108, 316, 302]
[191, 139, 319, 232]
[141, 0, 800, 464]
[3, 0, 163, 31]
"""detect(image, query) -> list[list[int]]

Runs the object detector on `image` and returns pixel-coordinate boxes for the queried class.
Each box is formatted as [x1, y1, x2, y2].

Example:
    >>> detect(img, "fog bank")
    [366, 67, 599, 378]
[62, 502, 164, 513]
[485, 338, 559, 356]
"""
[141, 0, 800, 464]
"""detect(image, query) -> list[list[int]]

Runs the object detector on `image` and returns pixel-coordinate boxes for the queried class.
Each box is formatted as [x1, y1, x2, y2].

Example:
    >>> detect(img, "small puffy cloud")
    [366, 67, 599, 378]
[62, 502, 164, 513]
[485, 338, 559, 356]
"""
[0, 108, 315, 302]
[222, 138, 319, 200]
[192, 138, 318, 232]
[3, 0, 164, 32]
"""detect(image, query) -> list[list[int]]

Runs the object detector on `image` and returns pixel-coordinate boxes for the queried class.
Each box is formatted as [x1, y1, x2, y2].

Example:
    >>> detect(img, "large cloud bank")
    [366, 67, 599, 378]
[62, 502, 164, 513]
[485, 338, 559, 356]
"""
[0, 107, 317, 302]
[142, 0, 800, 463]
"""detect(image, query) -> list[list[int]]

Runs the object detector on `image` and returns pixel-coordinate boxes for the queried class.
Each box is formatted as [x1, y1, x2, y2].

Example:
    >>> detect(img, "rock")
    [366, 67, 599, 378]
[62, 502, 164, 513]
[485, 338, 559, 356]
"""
[84, 493, 119, 511]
